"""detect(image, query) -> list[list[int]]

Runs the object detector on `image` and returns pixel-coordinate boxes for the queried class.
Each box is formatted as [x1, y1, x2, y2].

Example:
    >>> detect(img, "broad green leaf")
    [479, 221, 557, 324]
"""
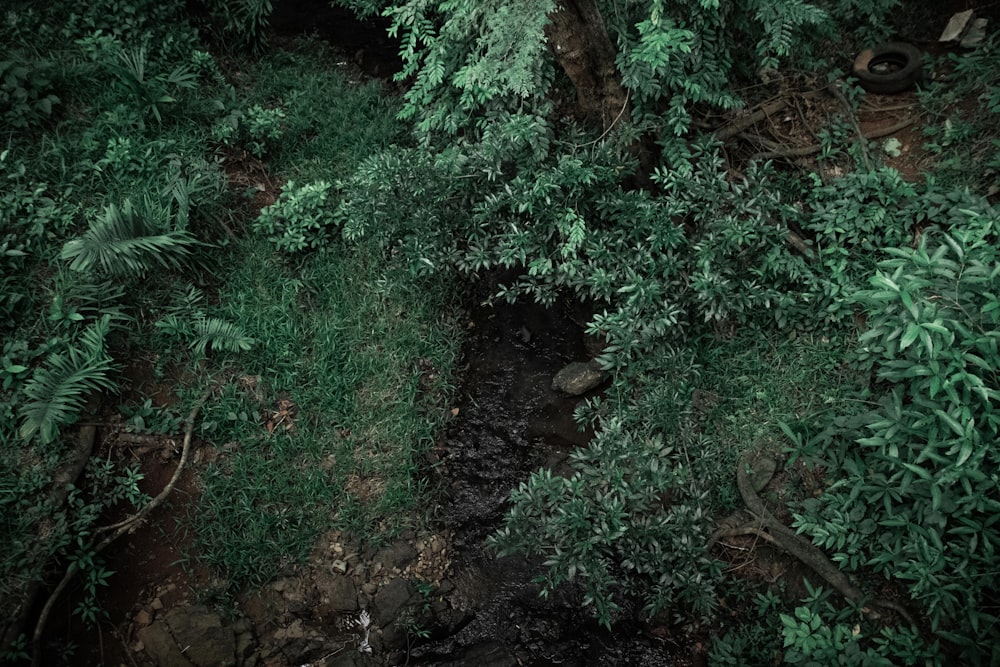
[900, 323, 920, 350]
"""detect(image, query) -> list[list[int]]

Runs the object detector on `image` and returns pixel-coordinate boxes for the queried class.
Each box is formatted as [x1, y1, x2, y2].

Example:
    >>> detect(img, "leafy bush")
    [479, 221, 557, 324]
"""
[106, 44, 198, 126]
[491, 417, 721, 628]
[789, 201, 1000, 662]
[200, 0, 274, 51]
[254, 180, 335, 252]
[212, 103, 287, 157]
[919, 33, 1000, 196]
[0, 56, 60, 129]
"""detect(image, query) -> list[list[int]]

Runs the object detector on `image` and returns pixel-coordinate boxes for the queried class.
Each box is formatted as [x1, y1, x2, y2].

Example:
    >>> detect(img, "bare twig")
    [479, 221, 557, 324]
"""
[831, 84, 872, 170]
[571, 90, 632, 149]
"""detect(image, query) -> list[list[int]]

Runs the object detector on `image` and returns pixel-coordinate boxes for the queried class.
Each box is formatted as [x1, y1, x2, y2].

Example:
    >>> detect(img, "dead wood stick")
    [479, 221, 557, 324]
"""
[30, 386, 216, 667]
[715, 98, 789, 141]
[747, 116, 918, 162]
[831, 84, 872, 170]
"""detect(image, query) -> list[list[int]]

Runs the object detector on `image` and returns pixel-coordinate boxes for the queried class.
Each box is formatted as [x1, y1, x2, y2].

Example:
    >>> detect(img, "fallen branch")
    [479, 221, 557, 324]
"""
[30, 386, 216, 667]
[715, 98, 789, 141]
[746, 116, 919, 162]
[831, 83, 872, 170]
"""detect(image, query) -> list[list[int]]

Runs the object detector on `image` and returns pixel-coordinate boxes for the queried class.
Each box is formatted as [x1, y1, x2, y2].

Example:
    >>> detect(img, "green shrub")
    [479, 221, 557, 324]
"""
[212, 103, 287, 158]
[0, 56, 60, 130]
[254, 180, 335, 252]
[492, 342, 724, 629]
[200, 0, 273, 51]
[789, 201, 1000, 663]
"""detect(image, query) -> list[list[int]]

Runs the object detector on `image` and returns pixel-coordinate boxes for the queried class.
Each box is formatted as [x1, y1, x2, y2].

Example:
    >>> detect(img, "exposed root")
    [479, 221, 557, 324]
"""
[715, 452, 917, 628]
[30, 385, 217, 667]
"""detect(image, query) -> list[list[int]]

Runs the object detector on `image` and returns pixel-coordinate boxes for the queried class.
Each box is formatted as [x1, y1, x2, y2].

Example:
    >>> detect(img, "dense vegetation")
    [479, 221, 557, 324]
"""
[2, 0, 998, 664]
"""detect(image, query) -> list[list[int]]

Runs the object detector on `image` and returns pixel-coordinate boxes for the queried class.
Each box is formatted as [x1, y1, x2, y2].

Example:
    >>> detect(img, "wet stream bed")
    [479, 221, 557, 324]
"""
[406, 291, 688, 666]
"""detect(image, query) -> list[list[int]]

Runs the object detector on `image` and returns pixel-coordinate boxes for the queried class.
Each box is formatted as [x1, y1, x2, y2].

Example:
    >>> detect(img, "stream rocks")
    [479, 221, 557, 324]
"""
[551, 359, 608, 396]
[128, 297, 678, 666]
[137, 605, 253, 667]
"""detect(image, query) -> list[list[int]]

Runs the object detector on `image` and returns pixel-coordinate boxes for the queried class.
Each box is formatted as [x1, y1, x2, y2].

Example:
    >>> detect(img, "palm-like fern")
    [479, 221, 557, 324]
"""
[61, 197, 197, 277]
[191, 317, 256, 355]
[19, 315, 117, 445]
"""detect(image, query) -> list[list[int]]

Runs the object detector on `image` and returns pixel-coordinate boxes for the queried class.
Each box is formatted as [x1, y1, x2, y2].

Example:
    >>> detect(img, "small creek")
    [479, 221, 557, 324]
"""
[408, 286, 681, 666]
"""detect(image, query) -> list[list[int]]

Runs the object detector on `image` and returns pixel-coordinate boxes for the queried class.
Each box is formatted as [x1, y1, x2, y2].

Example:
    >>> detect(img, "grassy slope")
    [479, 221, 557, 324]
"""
[187, 40, 461, 589]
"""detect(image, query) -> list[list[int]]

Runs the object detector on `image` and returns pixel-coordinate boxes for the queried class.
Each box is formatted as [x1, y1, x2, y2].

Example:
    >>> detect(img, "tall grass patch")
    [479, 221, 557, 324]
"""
[190, 238, 459, 589]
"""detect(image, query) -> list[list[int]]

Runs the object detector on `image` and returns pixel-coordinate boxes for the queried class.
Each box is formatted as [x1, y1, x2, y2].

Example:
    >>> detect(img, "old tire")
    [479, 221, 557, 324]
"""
[851, 42, 923, 94]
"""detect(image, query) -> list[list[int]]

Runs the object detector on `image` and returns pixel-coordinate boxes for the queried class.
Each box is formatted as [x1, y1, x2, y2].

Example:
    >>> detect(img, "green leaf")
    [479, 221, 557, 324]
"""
[900, 289, 919, 320]
[935, 409, 965, 438]
[899, 323, 920, 350]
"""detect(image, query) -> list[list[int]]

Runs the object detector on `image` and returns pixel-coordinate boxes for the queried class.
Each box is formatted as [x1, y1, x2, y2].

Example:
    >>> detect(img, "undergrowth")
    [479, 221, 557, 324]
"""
[2, 1, 999, 665]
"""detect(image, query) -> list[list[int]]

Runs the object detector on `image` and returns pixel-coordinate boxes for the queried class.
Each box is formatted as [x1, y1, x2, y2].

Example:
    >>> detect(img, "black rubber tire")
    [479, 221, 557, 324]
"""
[851, 42, 923, 94]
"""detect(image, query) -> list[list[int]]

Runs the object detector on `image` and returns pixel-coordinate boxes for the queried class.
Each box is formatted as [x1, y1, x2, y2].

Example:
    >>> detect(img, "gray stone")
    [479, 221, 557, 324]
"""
[138, 605, 237, 667]
[381, 623, 409, 652]
[137, 622, 189, 667]
[374, 540, 418, 571]
[373, 578, 415, 626]
[551, 360, 608, 396]
[166, 606, 237, 667]
[747, 456, 777, 493]
[327, 575, 359, 612]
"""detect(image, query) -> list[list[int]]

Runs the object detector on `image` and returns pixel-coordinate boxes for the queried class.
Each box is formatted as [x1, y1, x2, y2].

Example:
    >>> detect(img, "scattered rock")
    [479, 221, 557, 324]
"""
[551, 360, 608, 396]
[138, 605, 238, 667]
[327, 575, 359, 612]
[374, 541, 418, 571]
[150, 597, 164, 611]
[373, 578, 415, 626]
[135, 609, 152, 626]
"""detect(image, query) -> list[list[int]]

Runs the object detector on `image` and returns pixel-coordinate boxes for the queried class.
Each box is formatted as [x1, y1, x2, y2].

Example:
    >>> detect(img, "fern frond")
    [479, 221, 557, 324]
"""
[19, 316, 117, 445]
[191, 317, 255, 355]
[61, 198, 197, 277]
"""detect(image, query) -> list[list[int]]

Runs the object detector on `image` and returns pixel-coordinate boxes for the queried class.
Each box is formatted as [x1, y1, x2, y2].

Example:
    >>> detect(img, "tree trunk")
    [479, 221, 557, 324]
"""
[545, 0, 629, 131]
